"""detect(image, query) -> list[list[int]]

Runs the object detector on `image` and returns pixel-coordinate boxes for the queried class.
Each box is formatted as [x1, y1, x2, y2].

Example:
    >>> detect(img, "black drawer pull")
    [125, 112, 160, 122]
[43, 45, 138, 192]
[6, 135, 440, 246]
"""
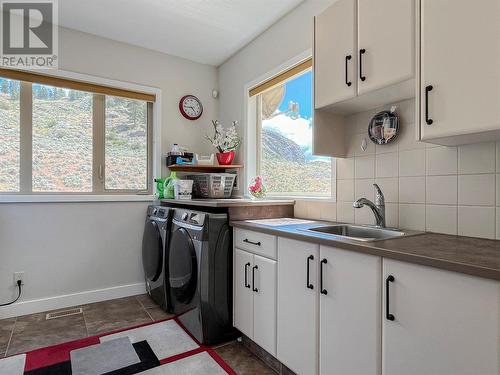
[425, 85, 433, 125]
[244, 262, 251, 288]
[320, 258, 328, 295]
[243, 238, 261, 246]
[359, 49, 366, 81]
[386, 275, 395, 321]
[252, 265, 259, 292]
[345, 55, 352, 87]
[306, 255, 314, 289]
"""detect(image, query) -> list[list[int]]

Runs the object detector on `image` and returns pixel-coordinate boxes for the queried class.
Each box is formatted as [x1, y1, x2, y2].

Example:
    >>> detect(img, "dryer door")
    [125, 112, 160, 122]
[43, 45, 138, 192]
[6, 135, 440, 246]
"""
[142, 219, 164, 282]
[169, 227, 197, 304]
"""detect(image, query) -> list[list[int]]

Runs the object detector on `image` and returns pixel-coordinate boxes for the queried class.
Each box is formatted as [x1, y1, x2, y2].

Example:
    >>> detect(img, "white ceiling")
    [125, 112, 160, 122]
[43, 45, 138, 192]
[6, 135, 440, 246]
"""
[58, 0, 304, 66]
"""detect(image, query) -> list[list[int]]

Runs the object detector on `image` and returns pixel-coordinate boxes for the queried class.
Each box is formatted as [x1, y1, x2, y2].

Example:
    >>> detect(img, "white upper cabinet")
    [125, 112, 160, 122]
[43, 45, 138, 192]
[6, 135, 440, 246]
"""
[383, 259, 500, 375]
[314, 0, 357, 108]
[419, 0, 500, 144]
[357, 0, 415, 95]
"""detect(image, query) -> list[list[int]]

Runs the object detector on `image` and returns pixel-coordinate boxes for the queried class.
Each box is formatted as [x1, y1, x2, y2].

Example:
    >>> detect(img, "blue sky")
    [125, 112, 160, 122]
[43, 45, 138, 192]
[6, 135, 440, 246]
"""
[278, 70, 312, 120]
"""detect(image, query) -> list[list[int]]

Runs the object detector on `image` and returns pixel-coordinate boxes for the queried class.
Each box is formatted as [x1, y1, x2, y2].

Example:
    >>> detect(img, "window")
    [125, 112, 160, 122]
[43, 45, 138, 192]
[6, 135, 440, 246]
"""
[253, 60, 332, 197]
[0, 70, 154, 195]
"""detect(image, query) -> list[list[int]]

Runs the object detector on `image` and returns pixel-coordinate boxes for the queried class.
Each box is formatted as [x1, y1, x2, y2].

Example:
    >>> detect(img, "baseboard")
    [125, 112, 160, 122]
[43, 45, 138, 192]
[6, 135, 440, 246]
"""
[0, 283, 146, 319]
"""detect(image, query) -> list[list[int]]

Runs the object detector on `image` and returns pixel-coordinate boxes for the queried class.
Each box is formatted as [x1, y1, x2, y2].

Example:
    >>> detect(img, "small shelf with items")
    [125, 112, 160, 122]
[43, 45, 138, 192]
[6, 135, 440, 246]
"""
[168, 164, 243, 173]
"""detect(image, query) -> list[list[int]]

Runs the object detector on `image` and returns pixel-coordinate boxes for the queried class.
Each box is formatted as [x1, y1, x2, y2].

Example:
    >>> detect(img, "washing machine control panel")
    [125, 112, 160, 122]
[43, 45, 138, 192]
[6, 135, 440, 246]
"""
[176, 210, 205, 226]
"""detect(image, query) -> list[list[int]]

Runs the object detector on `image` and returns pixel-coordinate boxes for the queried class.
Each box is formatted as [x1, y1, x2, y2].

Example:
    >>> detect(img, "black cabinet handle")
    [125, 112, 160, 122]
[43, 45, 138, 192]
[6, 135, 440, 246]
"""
[243, 238, 261, 246]
[359, 49, 366, 81]
[320, 258, 328, 295]
[386, 275, 395, 321]
[252, 265, 258, 293]
[425, 85, 433, 125]
[345, 55, 352, 87]
[244, 262, 251, 288]
[306, 255, 314, 289]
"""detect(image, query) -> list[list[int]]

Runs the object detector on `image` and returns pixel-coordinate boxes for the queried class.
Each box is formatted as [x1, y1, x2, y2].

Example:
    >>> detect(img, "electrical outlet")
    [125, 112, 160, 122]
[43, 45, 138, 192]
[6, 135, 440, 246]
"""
[13, 272, 24, 285]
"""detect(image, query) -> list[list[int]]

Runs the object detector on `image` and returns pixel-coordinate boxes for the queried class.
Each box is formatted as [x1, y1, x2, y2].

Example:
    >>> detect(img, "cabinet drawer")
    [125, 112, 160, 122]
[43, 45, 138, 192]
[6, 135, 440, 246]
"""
[234, 228, 276, 259]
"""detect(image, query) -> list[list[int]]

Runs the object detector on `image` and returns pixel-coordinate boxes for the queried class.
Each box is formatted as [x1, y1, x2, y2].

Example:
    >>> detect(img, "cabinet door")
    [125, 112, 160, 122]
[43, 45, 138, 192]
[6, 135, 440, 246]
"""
[419, 0, 500, 141]
[253, 255, 277, 356]
[383, 259, 500, 375]
[358, 0, 414, 94]
[277, 238, 319, 375]
[319, 246, 381, 375]
[233, 248, 254, 339]
[314, 0, 357, 108]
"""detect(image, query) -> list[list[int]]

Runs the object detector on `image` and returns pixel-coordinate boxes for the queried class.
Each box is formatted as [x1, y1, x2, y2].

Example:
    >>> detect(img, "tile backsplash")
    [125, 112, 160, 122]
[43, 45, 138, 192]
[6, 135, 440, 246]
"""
[295, 98, 500, 240]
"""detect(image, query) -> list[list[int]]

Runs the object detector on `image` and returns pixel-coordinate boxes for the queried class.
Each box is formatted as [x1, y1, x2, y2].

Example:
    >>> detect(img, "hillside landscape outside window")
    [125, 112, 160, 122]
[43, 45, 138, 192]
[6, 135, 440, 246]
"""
[255, 62, 332, 197]
[0, 72, 153, 195]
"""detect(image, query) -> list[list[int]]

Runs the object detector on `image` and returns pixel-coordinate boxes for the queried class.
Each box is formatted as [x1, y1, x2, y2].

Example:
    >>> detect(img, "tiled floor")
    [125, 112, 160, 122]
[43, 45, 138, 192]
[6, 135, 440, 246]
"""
[0, 294, 276, 374]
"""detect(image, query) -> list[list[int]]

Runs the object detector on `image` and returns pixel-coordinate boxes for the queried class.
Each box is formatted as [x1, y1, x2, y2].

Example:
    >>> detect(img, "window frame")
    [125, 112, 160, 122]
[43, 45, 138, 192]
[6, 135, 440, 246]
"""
[249, 58, 336, 201]
[0, 69, 160, 201]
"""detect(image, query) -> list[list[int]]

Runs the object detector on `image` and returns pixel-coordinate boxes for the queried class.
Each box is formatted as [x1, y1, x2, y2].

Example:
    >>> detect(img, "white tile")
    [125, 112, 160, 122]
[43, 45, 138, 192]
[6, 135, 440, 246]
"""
[376, 138, 398, 154]
[320, 202, 337, 222]
[399, 204, 425, 231]
[385, 203, 399, 228]
[355, 155, 375, 179]
[497, 174, 500, 205]
[399, 149, 425, 177]
[375, 152, 398, 178]
[496, 208, 500, 240]
[426, 146, 458, 175]
[375, 178, 398, 203]
[100, 320, 198, 361]
[337, 201, 354, 223]
[294, 200, 309, 219]
[398, 122, 426, 151]
[355, 179, 375, 201]
[399, 177, 425, 204]
[347, 133, 374, 157]
[0, 354, 25, 375]
[426, 205, 457, 235]
[337, 179, 354, 202]
[354, 206, 376, 226]
[496, 142, 500, 173]
[458, 142, 495, 174]
[426, 175, 457, 205]
[305, 201, 324, 220]
[458, 206, 496, 239]
[337, 157, 355, 179]
[458, 174, 495, 206]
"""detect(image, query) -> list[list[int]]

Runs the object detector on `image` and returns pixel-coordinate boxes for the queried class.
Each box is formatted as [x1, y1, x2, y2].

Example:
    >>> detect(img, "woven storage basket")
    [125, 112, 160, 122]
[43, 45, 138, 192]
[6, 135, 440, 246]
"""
[187, 173, 236, 198]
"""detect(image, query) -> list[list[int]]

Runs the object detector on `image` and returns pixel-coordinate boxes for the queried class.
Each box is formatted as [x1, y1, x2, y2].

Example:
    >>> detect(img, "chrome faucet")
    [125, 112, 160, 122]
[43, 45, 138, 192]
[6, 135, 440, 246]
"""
[353, 184, 386, 228]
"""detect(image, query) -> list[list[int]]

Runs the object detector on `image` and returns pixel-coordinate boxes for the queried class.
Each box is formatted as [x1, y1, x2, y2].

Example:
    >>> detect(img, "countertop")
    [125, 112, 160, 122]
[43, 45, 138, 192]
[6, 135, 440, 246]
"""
[160, 198, 295, 208]
[231, 219, 500, 281]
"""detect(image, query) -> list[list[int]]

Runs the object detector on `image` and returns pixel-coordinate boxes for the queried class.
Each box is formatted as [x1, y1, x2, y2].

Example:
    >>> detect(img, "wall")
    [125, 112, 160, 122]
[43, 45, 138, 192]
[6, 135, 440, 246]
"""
[217, 0, 337, 175]
[0, 27, 218, 318]
[296, 99, 500, 240]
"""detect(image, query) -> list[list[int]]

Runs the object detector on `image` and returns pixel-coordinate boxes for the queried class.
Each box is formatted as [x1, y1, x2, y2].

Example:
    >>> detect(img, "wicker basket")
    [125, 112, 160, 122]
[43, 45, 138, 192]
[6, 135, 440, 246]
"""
[187, 173, 236, 199]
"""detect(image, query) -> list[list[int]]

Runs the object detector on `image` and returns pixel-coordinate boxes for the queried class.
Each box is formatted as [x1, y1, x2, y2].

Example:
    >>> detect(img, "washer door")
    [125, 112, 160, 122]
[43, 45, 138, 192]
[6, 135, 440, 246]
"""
[142, 219, 163, 282]
[169, 227, 197, 304]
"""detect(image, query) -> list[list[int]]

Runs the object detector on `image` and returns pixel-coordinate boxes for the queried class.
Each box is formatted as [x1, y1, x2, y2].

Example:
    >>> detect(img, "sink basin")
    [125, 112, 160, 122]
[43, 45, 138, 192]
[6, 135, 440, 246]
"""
[304, 224, 406, 242]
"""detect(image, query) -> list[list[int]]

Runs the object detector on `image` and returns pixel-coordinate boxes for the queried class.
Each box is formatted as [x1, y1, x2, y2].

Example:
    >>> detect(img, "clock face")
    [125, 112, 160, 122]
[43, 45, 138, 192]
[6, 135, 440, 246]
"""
[179, 95, 203, 120]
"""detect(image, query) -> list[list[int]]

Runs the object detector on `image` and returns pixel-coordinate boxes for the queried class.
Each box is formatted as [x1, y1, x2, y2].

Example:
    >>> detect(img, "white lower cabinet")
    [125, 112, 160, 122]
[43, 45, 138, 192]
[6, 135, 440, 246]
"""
[319, 246, 381, 375]
[236, 230, 500, 375]
[277, 238, 319, 375]
[233, 247, 277, 356]
[382, 259, 500, 375]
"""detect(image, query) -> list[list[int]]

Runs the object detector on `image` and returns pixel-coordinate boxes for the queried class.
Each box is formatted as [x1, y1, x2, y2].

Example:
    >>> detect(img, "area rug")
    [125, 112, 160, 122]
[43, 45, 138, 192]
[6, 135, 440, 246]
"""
[0, 317, 236, 375]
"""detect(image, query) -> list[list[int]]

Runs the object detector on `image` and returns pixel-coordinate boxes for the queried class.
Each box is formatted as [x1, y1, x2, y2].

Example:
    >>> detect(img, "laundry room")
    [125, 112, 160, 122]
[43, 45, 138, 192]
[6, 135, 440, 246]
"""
[1, 0, 500, 374]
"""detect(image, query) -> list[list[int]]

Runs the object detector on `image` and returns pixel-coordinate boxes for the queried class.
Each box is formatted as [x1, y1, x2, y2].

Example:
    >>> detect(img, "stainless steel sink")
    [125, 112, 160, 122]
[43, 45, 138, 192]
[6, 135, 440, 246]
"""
[303, 224, 407, 242]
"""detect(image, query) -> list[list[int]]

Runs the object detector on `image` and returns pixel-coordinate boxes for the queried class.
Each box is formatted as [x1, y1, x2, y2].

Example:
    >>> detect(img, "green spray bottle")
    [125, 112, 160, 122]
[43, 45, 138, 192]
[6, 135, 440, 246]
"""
[164, 172, 179, 199]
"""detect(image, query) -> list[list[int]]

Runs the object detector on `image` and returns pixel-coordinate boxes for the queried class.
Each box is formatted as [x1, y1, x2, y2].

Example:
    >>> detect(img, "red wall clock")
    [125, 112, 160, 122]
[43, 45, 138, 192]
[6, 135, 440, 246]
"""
[179, 95, 203, 120]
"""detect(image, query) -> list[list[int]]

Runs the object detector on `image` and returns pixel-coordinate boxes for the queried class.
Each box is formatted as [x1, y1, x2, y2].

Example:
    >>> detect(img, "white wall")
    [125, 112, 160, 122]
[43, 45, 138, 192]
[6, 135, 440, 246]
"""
[0, 27, 218, 318]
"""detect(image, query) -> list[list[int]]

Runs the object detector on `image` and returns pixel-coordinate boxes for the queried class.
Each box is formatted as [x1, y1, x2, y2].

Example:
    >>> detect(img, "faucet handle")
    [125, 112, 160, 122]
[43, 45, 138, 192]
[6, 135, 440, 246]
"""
[373, 184, 385, 205]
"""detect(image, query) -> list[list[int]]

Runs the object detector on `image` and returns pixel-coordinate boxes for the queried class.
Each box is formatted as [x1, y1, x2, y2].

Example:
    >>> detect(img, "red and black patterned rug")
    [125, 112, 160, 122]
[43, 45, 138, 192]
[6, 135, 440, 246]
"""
[0, 317, 236, 375]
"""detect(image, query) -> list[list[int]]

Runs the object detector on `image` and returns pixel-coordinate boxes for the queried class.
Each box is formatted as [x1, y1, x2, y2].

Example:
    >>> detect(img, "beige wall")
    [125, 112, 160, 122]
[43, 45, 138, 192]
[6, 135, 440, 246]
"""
[296, 99, 500, 240]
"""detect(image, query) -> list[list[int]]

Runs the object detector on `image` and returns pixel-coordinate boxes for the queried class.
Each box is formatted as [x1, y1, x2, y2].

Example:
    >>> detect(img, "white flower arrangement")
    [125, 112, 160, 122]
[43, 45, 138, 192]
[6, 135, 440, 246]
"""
[206, 120, 241, 153]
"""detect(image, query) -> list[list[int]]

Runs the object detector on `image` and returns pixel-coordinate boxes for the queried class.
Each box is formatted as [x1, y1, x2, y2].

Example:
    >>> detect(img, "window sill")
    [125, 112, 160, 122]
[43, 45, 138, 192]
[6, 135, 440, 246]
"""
[0, 194, 155, 203]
